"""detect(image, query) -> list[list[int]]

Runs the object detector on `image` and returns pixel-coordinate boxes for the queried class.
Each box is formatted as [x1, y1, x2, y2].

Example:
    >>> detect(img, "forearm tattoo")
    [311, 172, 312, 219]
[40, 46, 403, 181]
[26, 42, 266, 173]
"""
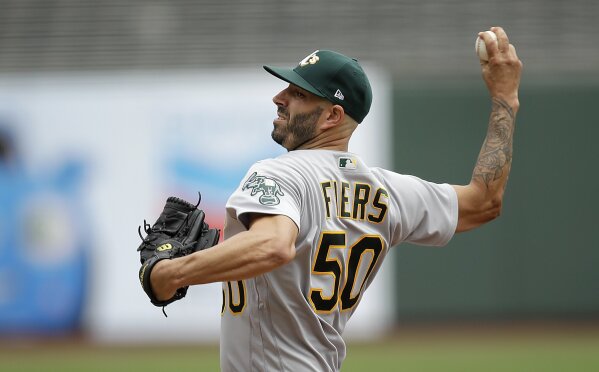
[472, 98, 516, 188]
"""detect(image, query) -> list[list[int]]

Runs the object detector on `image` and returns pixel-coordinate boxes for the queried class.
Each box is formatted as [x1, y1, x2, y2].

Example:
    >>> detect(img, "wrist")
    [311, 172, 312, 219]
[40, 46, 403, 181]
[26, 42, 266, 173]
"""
[492, 95, 519, 113]
[151, 259, 177, 301]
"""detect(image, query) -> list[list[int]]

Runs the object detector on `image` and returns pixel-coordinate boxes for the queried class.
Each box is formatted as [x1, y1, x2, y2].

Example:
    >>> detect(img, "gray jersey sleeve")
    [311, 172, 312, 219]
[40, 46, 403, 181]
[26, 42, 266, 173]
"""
[380, 170, 458, 247]
[226, 160, 303, 231]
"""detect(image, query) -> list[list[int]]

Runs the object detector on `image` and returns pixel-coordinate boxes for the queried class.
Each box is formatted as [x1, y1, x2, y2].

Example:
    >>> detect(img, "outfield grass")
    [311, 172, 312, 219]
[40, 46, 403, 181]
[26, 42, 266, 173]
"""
[2, 325, 599, 371]
[344, 333, 599, 372]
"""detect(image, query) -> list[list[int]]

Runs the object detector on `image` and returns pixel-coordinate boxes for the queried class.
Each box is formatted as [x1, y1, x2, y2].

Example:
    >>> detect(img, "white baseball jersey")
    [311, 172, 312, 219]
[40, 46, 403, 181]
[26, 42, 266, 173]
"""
[221, 149, 458, 372]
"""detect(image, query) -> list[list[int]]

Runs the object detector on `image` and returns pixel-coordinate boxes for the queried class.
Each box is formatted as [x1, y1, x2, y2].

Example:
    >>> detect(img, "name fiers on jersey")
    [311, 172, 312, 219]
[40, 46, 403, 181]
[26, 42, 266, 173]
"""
[320, 180, 388, 223]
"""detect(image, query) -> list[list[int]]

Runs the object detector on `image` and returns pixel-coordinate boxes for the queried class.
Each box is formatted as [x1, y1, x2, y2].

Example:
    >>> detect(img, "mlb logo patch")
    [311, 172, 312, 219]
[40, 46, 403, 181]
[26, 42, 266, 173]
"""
[338, 157, 357, 169]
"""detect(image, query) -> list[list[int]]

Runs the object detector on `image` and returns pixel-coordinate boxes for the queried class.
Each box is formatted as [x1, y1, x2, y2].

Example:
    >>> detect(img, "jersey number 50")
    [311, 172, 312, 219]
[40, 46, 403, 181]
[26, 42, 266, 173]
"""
[222, 232, 385, 315]
[309, 232, 384, 313]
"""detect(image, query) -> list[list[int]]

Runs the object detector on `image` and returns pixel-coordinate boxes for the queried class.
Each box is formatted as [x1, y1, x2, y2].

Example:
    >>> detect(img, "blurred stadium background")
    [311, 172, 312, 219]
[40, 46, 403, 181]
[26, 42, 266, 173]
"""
[1, 0, 598, 371]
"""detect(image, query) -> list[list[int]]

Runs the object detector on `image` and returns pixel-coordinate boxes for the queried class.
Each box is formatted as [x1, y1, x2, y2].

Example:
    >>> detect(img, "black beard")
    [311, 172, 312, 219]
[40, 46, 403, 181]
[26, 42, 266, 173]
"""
[272, 106, 323, 150]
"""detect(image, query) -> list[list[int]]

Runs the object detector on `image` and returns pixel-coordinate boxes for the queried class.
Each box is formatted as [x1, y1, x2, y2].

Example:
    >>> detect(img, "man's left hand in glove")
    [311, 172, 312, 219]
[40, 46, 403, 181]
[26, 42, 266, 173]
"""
[137, 194, 220, 311]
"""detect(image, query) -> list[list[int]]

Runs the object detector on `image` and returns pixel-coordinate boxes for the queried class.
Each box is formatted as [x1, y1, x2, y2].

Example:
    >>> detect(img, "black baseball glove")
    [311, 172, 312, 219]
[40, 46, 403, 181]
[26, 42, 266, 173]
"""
[137, 194, 220, 311]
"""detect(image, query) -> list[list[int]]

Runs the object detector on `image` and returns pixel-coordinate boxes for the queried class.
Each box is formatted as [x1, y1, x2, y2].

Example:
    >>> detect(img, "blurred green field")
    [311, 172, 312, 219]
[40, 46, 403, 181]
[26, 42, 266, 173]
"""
[2, 325, 599, 372]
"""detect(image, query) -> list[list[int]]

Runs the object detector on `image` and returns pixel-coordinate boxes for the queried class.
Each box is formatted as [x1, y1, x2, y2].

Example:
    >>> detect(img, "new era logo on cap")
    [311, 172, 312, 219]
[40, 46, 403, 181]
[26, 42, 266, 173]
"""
[334, 89, 345, 100]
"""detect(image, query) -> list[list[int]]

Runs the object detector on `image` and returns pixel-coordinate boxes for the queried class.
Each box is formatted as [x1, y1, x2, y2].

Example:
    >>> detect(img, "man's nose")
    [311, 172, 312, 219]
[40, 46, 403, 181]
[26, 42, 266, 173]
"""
[272, 89, 287, 106]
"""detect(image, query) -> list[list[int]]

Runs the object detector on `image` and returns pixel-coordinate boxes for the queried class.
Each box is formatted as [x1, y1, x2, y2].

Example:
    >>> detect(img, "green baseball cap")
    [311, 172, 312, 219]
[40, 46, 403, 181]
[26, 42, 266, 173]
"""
[264, 50, 372, 123]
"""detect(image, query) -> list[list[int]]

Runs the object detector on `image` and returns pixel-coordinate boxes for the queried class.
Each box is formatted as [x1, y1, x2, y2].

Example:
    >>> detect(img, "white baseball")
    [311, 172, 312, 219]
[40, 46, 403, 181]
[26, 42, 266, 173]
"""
[475, 31, 497, 61]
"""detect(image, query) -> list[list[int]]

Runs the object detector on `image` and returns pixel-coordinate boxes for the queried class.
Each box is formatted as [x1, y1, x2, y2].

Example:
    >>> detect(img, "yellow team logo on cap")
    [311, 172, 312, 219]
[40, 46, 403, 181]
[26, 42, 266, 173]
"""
[299, 50, 320, 67]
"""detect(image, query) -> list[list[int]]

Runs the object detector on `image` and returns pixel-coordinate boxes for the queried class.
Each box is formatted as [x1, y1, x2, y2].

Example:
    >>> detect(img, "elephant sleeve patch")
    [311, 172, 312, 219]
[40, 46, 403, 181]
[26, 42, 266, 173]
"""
[241, 172, 285, 206]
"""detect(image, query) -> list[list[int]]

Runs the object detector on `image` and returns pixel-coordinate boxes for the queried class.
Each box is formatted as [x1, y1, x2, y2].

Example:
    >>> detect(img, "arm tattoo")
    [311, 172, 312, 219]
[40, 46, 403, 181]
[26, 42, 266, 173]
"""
[472, 98, 516, 188]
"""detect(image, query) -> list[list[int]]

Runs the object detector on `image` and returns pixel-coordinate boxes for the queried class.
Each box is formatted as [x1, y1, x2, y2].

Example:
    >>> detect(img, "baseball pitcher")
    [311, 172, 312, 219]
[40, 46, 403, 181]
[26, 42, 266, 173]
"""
[140, 27, 522, 371]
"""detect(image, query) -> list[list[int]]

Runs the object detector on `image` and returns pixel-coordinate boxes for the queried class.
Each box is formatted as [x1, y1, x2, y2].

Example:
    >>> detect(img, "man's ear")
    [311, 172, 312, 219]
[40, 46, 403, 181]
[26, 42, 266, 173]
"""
[322, 104, 345, 129]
